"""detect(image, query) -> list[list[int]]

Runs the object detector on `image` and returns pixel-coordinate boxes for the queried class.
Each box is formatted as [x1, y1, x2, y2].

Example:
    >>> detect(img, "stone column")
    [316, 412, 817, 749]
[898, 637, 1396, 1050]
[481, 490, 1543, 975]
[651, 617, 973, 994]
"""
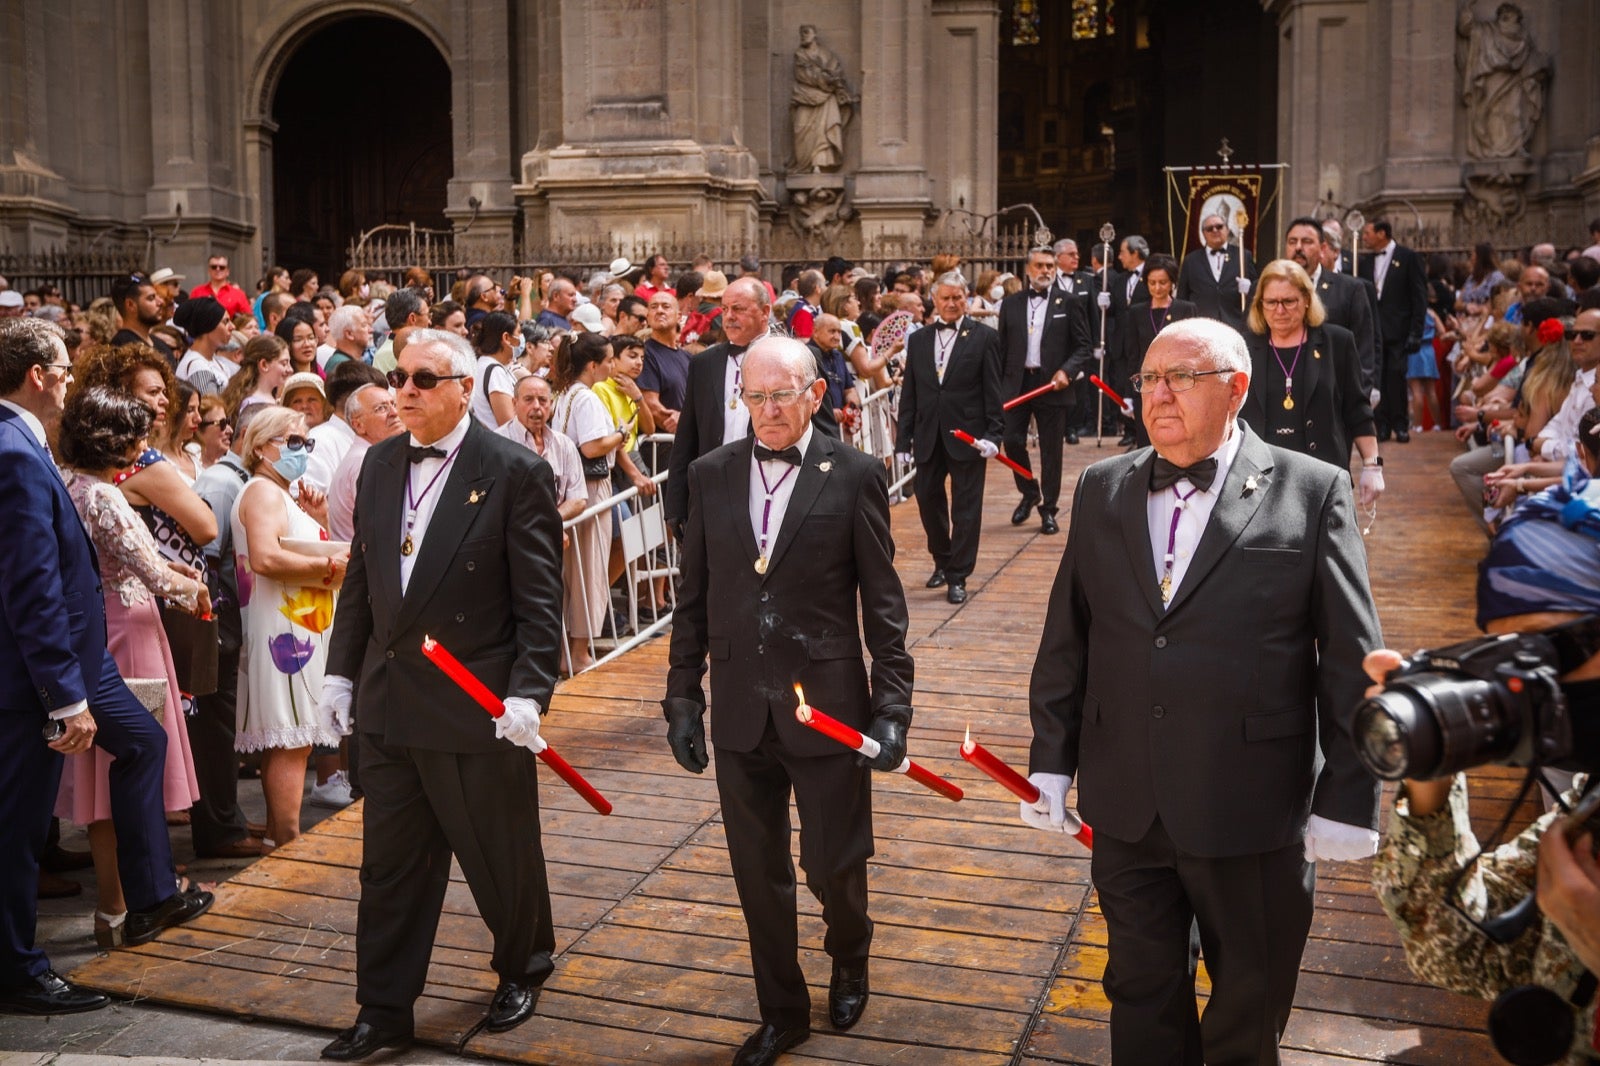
[853, 0, 935, 241]
[0, 1, 73, 251]
[928, 1, 1000, 223]
[448, 0, 519, 259]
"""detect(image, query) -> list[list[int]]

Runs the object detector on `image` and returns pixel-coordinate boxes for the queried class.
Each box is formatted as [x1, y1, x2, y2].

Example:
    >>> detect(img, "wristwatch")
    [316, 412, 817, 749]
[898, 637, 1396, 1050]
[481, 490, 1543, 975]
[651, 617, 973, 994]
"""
[1363, 456, 1383, 468]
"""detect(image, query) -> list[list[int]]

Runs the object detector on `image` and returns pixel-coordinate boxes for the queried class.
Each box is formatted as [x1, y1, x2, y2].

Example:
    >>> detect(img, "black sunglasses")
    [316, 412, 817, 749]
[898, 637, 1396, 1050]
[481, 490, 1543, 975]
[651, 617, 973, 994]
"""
[1567, 329, 1598, 342]
[387, 368, 466, 390]
[199, 417, 230, 430]
[269, 434, 315, 452]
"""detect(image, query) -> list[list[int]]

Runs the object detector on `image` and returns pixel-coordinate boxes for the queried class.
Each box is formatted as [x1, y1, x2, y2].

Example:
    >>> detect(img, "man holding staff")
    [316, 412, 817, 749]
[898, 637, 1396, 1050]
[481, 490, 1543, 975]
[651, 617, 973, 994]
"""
[1022, 318, 1382, 1064]
[663, 336, 914, 1066]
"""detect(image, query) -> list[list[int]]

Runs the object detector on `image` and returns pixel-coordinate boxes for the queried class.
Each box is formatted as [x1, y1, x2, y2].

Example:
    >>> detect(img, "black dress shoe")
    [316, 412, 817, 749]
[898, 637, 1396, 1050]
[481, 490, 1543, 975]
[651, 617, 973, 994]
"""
[1040, 511, 1060, 535]
[0, 970, 108, 1016]
[828, 960, 869, 1030]
[732, 1022, 811, 1066]
[1065, 428, 1080, 445]
[1117, 432, 1136, 446]
[1010, 499, 1035, 525]
[946, 583, 967, 605]
[924, 569, 946, 589]
[125, 886, 214, 946]
[485, 979, 542, 1033]
[1394, 428, 1411, 443]
[321, 1022, 413, 1061]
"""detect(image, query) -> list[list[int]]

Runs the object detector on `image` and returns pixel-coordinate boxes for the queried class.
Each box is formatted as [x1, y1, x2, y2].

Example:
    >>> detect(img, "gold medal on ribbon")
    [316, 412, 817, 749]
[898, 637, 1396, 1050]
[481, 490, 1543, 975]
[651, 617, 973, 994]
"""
[401, 534, 414, 556]
[754, 555, 768, 575]
[1283, 395, 1295, 411]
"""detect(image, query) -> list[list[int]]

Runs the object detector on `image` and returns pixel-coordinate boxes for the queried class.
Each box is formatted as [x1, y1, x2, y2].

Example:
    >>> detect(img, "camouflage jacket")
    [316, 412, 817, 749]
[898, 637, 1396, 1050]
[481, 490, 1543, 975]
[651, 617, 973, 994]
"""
[1372, 774, 1598, 1063]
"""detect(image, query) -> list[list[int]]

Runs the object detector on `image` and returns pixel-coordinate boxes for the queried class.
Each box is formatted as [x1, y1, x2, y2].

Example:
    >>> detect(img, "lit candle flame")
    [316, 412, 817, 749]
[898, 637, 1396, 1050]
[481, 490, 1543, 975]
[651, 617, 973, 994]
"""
[962, 724, 975, 755]
[793, 683, 811, 723]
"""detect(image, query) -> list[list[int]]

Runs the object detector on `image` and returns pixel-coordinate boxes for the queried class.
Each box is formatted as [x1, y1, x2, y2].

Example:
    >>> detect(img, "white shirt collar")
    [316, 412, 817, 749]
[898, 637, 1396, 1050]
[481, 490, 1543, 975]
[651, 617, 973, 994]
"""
[0, 398, 48, 448]
[410, 410, 473, 452]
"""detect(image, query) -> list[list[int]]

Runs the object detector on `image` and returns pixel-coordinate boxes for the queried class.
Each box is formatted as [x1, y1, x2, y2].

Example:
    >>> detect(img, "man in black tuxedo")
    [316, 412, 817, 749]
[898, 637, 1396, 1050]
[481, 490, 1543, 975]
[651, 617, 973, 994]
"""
[1023, 318, 1382, 1064]
[1000, 248, 1094, 533]
[1053, 238, 1095, 297]
[1053, 239, 1099, 437]
[895, 271, 1004, 604]
[319, 329, 564, 1061]
[1358, 218, 1428, 442]
[663, 336, 915, 1066]
[1176, 213, 1257, 330]
[1102, 237, 1150, 444]
[664, 277, 837, 535]
[1282, 217, 1381, 399]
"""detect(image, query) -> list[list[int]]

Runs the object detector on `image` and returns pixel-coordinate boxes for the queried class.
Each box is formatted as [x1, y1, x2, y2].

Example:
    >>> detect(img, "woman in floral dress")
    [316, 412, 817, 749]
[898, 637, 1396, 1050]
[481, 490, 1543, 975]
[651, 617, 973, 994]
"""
[230, 406, 347, 849]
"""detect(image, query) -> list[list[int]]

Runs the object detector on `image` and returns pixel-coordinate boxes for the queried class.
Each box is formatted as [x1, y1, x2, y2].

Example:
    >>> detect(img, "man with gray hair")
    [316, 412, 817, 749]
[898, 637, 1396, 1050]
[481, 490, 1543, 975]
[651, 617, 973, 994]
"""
[372, 286, 430, 373]
[895, 270, 1002, 604]
[326, 382, 403, 542]
[1023, 317, 1382, 1064]
[322, 302, 373, 374]
[317, 328, 565, 1057]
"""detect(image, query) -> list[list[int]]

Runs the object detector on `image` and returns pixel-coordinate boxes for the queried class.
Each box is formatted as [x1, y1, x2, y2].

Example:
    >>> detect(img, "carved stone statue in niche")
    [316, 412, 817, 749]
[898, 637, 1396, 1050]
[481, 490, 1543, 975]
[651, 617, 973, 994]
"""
[789, 25, 856, 173]
[1456, 1, 1549, 161]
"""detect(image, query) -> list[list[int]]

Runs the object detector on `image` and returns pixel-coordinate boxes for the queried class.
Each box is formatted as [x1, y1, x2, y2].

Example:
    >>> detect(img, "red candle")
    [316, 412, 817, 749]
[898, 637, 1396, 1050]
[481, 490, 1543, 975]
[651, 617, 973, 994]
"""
[421, 636, 613, 815]
[1003, 381, 1058, 411]
[960, 729, 1093, 848]
[949, 428, 1035, 482]
[1089, 374, 1135, 417]
[794, 686, 963, 802]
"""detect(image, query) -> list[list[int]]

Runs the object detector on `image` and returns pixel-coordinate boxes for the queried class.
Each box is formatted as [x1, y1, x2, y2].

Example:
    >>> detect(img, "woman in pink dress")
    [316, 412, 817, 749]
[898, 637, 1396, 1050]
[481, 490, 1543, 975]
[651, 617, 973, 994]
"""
[57, 386, 210, 948]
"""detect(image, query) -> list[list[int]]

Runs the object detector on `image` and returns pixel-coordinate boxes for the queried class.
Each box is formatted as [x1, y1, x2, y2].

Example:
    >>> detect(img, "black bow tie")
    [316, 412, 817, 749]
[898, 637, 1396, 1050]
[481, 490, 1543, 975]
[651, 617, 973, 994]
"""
[935, 320, 960, 332]
[1150, 456, 1218, 492]
[408, 444, 447, 464]
[1029, 288, 1050, 300]
[754, 443, 802, 466]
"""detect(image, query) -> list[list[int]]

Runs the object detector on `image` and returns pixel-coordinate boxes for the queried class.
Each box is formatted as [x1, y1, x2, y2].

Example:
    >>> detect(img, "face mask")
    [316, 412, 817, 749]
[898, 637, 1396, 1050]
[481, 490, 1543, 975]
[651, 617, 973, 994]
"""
[359, 283, 371, 299]
[511, 339, 526, 360]
[272, 446, 309, 483]
[990, 286, 1005, 301]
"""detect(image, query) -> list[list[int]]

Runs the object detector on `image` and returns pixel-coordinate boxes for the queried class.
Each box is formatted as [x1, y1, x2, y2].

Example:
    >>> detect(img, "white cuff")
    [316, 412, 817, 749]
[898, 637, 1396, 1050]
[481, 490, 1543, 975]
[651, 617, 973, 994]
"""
[50, 700, 88, 720]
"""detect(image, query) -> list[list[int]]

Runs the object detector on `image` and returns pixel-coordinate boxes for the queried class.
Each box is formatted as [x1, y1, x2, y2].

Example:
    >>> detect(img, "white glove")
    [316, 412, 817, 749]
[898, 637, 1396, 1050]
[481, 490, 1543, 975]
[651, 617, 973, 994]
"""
[315, 675, 353, 739]
[494, 696, 544, 753]
[1303, 813, 1379, 863]
[1120, 399, 1136, 418]
[974, 438, 999, 460]
[1096, 292, 1112, 311]
[1236, 277, 1252, 295]
[1369, 388, 1381, 409]
[1020, 772, 1073, 832]
[1358, 465, 1385, 508]
[895, 452, 914, 466]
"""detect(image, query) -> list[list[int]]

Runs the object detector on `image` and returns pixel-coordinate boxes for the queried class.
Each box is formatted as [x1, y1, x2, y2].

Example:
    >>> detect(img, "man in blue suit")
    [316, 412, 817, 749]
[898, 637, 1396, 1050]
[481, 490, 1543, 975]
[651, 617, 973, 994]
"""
[0, 318, 211, 1016]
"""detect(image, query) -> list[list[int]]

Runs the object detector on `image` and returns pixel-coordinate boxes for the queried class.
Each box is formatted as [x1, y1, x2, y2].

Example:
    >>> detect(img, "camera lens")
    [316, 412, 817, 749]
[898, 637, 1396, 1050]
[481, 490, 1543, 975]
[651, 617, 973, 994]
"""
[1354, 691, 1441, 780]
[1353, 674, 1519, 780]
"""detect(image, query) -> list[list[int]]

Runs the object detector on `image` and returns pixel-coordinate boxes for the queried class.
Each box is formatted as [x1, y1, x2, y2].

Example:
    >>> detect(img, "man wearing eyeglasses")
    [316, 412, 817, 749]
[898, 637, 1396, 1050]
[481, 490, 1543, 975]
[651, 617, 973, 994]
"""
[1023, 317, 1382, 1065]
[663, 335, 914, 1066]
[192, 256, 250, 318]
[318, 329, 565, 1059]
[1176, 214, 1256, 331]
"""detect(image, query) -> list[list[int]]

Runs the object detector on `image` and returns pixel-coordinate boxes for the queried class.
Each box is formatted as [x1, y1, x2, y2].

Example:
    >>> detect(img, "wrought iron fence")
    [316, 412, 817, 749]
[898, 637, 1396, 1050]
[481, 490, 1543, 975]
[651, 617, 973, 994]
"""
[0, 247, 148, 309]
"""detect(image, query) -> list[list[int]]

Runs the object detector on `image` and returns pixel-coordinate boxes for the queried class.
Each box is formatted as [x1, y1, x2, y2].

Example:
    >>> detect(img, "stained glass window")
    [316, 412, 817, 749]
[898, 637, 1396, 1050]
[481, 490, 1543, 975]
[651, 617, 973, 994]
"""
[1105, 0, 1116, 36]
[1071, 0, 1098, 40]
[1013, 0, 1041, 45]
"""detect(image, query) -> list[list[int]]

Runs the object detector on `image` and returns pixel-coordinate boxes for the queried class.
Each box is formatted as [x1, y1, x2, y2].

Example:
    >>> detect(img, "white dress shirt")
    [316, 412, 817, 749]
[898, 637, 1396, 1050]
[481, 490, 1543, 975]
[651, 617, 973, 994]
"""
[1537, 366, 1599, 462]
[933, 319, 961, 381]
[722, 348, 752, 444]
[1126, 266, 1144, 302]
[1024, 288, 1049, 369]
[303, 416, 357, 493]
[1209, 247, 1227, 282]
[327, 436, 371, 544]
[1146, 423, 1245, 607]
[400, 412, 472, 595]
[1373, 241, 1396, 297]
[748, 424, 814, 565]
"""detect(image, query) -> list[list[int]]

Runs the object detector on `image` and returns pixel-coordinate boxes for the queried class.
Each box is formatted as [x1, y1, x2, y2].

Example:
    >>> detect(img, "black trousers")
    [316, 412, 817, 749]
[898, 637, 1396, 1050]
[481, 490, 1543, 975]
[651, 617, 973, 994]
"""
[1003, 370, 1068, 512]
[1376, 343, 1408, 433]
[353, 732, 555, 1032]
[715, 719, 874, 1030]
[913, 447, 986, 583]
[188, 645, 249, 853]
[1091, 816, 1314, 1066]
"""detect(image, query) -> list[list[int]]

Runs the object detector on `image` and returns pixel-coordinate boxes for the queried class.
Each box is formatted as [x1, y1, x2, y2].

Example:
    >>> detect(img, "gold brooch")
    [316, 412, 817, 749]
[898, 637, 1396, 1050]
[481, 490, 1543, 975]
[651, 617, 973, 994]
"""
[468, 489, 484, 504]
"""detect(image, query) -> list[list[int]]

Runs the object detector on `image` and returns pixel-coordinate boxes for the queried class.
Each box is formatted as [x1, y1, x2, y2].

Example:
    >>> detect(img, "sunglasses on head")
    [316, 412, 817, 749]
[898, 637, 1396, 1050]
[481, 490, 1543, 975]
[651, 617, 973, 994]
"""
[270, 434, 315, 452]
[387, 368, 466, 390]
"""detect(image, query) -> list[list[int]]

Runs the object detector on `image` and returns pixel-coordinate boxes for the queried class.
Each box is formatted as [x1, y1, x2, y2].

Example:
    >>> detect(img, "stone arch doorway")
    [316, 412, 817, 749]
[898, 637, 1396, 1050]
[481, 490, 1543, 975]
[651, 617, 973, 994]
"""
[267, 14, 451, 284]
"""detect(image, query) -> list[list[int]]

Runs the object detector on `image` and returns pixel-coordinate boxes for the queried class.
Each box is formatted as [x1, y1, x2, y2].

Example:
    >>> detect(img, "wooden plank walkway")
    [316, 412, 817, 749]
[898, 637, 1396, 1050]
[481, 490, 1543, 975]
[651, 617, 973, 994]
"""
[71, 432, 1523, 1064]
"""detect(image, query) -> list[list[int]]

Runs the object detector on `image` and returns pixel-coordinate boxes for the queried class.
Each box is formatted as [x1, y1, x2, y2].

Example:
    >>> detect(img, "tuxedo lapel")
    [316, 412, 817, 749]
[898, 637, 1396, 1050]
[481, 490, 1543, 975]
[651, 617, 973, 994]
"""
[763, 434, 834, 577]
[394, 425, 495, 634]
[1118, 452, 1164, 618]
[366, 441, 408, 614]
[721, 437, 760, 569]
[1164, 426, 1274, 617]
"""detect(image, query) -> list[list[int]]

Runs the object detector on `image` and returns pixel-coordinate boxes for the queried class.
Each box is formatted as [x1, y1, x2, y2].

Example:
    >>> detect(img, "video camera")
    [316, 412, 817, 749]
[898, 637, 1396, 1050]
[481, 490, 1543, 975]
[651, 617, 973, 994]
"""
[1353, 617, 1600, 782]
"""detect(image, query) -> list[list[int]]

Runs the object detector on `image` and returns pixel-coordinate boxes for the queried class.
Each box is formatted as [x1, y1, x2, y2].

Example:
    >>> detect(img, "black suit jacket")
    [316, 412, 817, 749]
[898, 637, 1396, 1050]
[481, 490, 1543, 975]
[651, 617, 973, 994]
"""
[328, 419, 564, 753]
[1176, 246, 1257, 328]
[1028, 424, 1382, 857]
[1312, 269, 1381, 394]
[1240, 323, 1375, 467]
[664, 341, 839, 525]
[665, 432, 914, 755]
[1116, 299, 1199, 378]
[895, 318, 1004, 463]
[997, 289, 1094, 406]
[1359, 243, 1428, 354]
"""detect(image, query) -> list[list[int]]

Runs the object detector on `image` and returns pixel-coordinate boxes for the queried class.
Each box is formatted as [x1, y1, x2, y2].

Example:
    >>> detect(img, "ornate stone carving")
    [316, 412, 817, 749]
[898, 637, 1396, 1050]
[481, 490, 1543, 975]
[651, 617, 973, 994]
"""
[1455, 2, 1550, 222]
[785, 173, 852, 243]
[789, 25, 856, 174]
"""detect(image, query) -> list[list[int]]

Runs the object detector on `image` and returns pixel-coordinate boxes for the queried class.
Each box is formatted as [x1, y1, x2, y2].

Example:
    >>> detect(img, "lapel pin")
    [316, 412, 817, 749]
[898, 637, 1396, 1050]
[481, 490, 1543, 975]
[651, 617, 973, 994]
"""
[1313, 348, 1322, 360]
[1243, 475, 1259, 496]
[468, 489, 484, 504]
[818, 460, 832, 472]
[960, 330, 969, 338]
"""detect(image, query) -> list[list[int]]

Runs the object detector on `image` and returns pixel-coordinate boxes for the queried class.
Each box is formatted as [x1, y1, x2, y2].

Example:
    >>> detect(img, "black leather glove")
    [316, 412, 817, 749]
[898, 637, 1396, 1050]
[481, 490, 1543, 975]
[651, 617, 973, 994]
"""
[859, 705, 912, 772]
[661, 698, 708, 774]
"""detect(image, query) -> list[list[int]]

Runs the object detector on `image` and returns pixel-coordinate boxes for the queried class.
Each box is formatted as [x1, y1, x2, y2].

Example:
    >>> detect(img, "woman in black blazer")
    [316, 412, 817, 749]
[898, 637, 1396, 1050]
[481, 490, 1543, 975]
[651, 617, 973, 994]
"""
[1118, 253, 1197, 446]
[1239, 259, 1384, 507]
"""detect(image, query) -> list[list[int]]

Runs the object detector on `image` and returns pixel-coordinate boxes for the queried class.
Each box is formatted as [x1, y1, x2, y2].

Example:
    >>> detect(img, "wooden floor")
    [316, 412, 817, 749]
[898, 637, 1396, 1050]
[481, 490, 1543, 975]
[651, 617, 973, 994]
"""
[71, 431, 1527, 1064]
